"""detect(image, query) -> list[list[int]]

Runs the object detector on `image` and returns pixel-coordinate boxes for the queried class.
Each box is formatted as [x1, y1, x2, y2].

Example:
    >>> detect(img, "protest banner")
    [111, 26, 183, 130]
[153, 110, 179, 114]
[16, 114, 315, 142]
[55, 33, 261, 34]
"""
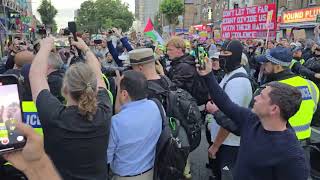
[221, 3, 277, 39]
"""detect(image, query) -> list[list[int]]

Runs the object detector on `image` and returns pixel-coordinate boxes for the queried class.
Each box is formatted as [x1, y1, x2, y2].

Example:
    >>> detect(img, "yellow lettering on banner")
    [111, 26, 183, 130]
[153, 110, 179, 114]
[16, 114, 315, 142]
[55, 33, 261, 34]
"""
[283, 7, 320, 23]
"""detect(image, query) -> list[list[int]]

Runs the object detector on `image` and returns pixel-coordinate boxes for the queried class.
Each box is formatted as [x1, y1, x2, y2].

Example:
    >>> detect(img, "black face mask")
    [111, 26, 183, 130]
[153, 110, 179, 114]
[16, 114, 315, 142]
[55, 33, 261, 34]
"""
[219, 55, 240, 73]
[219, 55, 228, 72]
[220, 40, 243, 73]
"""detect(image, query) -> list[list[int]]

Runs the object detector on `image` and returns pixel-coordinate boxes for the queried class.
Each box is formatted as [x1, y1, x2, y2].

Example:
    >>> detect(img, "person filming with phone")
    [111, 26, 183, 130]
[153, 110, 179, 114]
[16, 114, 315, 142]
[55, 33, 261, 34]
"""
[28, 37, 113, 180]
[198, 55, 309, 180]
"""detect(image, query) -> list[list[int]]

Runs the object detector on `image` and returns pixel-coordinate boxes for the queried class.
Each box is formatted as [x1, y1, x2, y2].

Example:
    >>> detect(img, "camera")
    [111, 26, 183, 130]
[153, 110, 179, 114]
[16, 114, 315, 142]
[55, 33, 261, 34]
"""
[37, 26, 47, 36]
[108, 30, 115, 34]
[94, 39, 102, 45]
[62, 28, 71, 36]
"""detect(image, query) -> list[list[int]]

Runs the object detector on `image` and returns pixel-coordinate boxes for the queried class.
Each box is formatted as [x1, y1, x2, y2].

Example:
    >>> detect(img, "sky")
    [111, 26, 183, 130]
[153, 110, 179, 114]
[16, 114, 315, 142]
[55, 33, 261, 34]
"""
[32, 0, 135, 29]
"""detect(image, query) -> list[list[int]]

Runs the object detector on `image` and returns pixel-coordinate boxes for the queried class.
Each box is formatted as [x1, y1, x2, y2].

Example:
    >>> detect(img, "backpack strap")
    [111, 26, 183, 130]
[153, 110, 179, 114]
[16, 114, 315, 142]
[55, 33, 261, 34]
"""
[222, 72, 248, 91]
[159, 75, 177, 90]
[151, 98, 171, 157]
[147, 79, 167, 94]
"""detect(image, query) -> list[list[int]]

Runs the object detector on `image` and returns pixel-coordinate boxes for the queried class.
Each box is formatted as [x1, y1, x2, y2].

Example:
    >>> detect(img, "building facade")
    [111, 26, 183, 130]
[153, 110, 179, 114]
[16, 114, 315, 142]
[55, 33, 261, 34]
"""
[135, 0, 162, 32]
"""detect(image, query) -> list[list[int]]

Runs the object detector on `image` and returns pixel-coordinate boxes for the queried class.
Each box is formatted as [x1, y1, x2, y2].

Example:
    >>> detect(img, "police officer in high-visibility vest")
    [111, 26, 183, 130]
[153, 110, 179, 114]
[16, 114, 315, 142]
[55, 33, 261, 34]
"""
[254, 47, 319, 163]
[289, 46, 320, 82]
[22, 101, 43, 136]
[255, 47, 320, 140]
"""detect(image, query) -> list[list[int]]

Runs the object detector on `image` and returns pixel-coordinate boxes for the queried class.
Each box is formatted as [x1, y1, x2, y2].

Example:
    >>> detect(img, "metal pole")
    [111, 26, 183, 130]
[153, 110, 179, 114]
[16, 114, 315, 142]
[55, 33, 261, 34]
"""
[182, 0, 185, 33]
[2, 5, 6, 57]
[275, 0, 280, 41]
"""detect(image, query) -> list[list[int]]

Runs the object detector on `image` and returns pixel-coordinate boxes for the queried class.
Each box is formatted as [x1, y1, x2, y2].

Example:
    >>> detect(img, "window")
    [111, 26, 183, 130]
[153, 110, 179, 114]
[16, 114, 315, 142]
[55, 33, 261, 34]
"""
[234, 3, 239, 9]
[309, 0, 316, 5]
[287, 0, 294, 10]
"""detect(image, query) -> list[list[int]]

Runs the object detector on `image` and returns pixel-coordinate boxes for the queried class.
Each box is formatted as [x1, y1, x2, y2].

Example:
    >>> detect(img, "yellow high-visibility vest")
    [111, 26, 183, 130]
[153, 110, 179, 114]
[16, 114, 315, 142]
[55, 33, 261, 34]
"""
[102, 74, 114, 105]
[22, 101, 43, 136]
[279, 76, 319, 140]
[289, 59, 305, 69]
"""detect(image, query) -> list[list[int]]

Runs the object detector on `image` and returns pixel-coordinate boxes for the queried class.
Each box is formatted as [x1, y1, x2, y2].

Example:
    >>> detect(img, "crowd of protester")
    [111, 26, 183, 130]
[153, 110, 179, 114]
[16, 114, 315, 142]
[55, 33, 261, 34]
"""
[0, 26, 319, 180]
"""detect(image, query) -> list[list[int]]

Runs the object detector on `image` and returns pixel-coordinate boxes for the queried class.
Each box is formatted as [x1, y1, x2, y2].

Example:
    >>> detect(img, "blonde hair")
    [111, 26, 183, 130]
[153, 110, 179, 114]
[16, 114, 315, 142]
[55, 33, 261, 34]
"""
[64, 62, 98, 120]
[166, 36, 186, 52]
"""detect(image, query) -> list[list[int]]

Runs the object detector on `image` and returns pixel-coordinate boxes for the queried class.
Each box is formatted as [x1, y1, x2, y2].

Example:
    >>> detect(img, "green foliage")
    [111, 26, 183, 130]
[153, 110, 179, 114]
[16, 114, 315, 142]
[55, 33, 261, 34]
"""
[52, 20, 58, 33]
[37, 0, 58, 26]
[76, 0, 134, 33]
[160, 0, 184, 25]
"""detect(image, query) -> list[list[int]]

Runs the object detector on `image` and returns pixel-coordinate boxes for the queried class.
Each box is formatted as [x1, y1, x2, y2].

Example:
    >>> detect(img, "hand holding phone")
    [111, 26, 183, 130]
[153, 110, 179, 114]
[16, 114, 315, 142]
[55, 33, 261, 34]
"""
[40, 37, 54, 52]
[71, 37, 89, 53]
[3, 122, 44, 170]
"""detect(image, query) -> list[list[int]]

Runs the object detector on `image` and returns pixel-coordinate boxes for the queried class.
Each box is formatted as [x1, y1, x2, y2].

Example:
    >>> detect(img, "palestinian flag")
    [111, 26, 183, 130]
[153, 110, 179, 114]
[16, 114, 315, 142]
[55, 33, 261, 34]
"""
[144, 18, 164, 45]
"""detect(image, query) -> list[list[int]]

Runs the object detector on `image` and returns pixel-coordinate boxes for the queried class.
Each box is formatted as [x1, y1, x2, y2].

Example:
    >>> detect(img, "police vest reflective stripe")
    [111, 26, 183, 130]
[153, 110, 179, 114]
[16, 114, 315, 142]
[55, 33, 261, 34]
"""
[22, 101, 43, 136]
[289, 59, 305, 69]
[102, 74, 114, 105]
[279, 76, 320, 140]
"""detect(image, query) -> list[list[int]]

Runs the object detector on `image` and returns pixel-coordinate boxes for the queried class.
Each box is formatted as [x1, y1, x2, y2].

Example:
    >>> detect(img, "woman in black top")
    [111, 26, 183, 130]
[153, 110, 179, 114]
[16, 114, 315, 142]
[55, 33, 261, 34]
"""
[29, 37, 112, 180]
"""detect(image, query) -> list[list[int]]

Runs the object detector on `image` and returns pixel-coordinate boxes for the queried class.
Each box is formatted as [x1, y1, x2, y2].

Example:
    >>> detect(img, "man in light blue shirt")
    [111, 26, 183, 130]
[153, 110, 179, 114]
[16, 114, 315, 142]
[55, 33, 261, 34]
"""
[107, 70, 162, 180]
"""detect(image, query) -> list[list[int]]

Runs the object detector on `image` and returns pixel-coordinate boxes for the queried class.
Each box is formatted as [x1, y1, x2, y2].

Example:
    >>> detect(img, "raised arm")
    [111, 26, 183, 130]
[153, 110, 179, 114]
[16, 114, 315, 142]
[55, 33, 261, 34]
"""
[29, 38, 52, 103]
[120, 37, 133, 52]
[106, 40, 123, 67]
[291, 61, 319, 82]
[198, 59, 252, 128]
[71, 38, 106, 89]
[113, 28, 133, 52]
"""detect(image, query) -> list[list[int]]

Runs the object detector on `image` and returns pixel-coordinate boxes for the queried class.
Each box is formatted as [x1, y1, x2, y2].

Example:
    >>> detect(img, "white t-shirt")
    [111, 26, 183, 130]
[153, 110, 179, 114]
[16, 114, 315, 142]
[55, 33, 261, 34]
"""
[210, 67, 252, 146]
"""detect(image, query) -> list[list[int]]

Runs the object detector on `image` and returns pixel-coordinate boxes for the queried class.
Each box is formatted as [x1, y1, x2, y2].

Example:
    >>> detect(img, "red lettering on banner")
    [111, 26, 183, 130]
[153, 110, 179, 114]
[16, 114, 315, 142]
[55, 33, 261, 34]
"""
[221, 3, 277, 39]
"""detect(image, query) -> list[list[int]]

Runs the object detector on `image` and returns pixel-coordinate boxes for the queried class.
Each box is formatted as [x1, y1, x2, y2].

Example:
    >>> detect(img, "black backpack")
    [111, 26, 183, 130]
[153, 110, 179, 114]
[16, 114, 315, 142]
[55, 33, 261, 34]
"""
[151, 99, 190, 180]
[222, 72, 258, 93]
[148, 76, 202, 152]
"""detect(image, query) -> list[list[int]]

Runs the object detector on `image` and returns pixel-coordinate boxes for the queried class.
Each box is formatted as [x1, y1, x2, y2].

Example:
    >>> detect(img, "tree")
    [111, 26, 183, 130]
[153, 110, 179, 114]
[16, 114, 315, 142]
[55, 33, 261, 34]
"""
[37, 0, 58, 30]
[160, 0, 184, 33]
[75, 0, 97, 33]
[52, 20, 58, 34]
[76, 0, 134, 33]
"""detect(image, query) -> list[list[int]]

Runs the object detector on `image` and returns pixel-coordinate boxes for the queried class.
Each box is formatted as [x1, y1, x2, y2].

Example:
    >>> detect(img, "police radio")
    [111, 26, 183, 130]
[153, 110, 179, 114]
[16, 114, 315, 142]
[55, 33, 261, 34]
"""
[0, 75, 26, 154]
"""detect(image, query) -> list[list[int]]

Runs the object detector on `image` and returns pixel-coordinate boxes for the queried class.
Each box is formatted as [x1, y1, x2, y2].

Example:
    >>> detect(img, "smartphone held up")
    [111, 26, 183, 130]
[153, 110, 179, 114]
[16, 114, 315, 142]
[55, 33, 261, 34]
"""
[195, 44, 208, 70]
[0, 75, 26, 154]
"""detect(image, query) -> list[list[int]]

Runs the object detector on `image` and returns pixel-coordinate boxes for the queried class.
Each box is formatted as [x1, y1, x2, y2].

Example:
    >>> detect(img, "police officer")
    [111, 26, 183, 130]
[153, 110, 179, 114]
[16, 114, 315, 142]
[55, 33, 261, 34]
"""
[20, 64, 43, 135]
[255, 47, 319, 164]
[290, 45, 320, 82]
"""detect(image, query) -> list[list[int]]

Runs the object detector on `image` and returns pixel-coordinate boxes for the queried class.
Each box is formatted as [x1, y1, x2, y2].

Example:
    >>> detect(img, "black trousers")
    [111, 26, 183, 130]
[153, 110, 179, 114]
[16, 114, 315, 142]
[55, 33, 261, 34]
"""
[212, 145, 239, 180]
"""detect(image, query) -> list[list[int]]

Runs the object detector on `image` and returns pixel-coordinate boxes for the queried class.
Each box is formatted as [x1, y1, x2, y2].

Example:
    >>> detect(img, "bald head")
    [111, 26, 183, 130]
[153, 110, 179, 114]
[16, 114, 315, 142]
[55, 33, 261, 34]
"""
[14, 51, 34, 69]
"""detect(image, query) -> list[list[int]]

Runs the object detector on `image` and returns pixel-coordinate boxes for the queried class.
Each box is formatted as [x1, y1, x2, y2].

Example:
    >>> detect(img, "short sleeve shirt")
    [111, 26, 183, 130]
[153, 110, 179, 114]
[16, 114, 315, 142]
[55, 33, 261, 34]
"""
[36, 88, 112, 180]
